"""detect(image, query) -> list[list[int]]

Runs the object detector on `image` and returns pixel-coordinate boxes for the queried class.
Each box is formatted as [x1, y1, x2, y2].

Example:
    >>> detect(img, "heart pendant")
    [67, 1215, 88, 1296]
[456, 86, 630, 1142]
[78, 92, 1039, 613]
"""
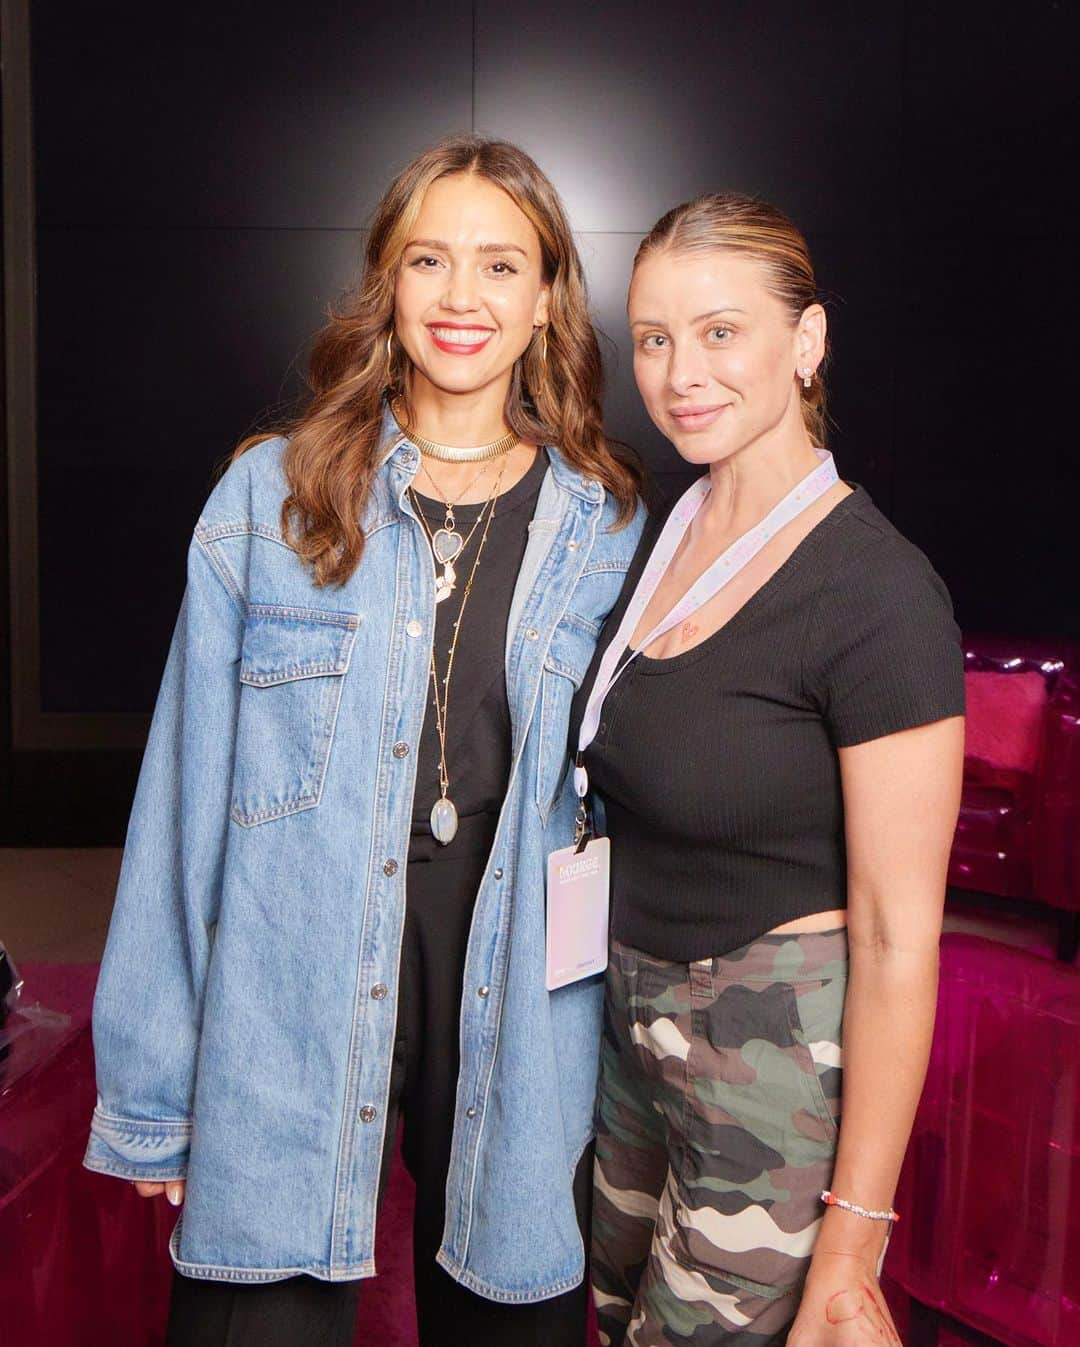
[432, 529, 463, 565]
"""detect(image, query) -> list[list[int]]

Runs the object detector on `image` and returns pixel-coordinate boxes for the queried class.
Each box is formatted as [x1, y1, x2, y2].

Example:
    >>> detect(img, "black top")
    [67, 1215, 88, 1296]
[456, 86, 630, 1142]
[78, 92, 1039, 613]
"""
[408, 450, 547, 863]
[573, 484, 966, 961]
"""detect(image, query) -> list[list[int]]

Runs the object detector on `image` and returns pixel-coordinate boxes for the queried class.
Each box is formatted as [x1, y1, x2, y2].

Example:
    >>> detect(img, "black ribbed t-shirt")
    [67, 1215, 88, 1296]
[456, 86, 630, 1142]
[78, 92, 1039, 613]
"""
[573, 484, 965, 961]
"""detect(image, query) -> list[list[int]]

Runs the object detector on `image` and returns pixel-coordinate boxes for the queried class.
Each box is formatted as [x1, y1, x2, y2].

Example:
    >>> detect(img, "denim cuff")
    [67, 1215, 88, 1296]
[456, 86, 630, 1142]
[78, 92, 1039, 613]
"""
[83, 1105, 191, 1181]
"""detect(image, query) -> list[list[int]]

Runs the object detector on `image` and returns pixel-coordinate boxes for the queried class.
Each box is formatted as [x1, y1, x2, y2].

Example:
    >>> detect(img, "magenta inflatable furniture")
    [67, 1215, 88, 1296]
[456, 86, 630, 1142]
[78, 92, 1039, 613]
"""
[949, 634, 1080, 959]
[887, 934, 1080, 1347]
[0, 963, 426, 1347]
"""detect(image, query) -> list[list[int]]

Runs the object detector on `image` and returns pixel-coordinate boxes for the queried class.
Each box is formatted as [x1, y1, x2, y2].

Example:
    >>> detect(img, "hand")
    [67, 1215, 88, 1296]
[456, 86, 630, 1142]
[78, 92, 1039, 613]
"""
[133, 1179, 186, 1206]
[786, 1253, 901, 1347]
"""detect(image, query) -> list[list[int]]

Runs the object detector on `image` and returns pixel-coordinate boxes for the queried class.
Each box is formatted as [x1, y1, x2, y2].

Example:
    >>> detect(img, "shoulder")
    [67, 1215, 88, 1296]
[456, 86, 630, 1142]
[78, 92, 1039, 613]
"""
[544, 444, 646, 571]
[814, 488, 954, 616]
[194, 435, 291, 545]
[803, 489, 965, 740]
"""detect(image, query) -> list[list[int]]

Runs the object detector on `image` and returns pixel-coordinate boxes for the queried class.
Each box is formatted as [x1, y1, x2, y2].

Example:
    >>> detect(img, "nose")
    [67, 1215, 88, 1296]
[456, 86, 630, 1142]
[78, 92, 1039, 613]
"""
[667, 340, 710, 396]
[443, 263, 481, 314]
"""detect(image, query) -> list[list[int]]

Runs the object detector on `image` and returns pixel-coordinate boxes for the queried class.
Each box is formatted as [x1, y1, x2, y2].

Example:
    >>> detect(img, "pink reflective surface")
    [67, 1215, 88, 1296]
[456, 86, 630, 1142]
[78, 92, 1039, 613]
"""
[949, 635, 1080, 914]
[888, 935, 1080, 1347]
[0, 965, 428, 1347]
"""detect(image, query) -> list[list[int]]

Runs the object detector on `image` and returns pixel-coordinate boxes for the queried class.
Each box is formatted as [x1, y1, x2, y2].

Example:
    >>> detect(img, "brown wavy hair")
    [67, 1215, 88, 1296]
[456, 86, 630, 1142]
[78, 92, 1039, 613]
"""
[633, 193, 828, 446]
[238, 135, 643, 587]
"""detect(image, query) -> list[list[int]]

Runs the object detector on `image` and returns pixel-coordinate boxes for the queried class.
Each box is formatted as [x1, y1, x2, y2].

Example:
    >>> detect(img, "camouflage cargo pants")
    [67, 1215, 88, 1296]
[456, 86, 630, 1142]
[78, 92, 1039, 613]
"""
[591, 929, 848, 1346]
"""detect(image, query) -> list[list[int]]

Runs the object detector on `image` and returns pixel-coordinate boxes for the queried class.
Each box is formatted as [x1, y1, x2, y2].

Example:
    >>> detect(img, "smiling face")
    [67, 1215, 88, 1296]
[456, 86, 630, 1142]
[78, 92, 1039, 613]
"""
[394, 172, 551, 404]
[629, 248, 825, 467]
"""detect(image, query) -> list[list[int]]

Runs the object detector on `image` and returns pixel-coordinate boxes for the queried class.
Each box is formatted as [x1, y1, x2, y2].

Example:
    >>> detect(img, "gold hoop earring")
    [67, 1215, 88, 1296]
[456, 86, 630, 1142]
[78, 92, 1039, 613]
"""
[531, 325, 549, 403]
[384, 328, 402, 393]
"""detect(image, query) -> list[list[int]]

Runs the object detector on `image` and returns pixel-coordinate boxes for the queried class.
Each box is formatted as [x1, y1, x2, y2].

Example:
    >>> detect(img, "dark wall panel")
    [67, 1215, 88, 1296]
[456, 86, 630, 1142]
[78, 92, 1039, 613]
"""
[473, 0, 904, 236]
[33, 3, 475, 229]
[6, 0, 1076, 844]
[900, 2, 1079, 236]
[891, 233, 1076, 636]
[890, 0, 1078, 635]
[36, 226, 364, 712]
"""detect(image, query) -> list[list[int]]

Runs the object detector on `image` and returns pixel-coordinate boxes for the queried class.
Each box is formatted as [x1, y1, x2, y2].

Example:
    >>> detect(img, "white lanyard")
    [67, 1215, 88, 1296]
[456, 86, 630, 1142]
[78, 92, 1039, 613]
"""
[574, 450, 838, 799]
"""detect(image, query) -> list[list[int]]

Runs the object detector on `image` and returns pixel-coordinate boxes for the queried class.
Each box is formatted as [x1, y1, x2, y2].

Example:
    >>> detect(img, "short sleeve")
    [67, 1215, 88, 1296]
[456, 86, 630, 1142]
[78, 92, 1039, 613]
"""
[805, 532, 966, 748]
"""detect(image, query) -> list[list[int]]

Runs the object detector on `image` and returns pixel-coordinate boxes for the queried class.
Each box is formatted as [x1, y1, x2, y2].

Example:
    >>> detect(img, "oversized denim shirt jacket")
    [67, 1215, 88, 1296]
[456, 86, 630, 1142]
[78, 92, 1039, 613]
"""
[84, 414, 645, 1298]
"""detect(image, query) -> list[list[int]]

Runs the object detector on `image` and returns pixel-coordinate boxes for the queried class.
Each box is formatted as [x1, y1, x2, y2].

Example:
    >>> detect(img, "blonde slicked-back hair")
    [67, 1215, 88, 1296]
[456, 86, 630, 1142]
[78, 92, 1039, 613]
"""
[633, 193, 828, 446]
[238, 135, 642, 587]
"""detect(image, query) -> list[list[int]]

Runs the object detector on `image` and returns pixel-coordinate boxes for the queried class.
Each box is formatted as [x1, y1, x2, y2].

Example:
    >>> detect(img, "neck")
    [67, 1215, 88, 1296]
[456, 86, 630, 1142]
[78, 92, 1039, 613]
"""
[702, 426, 823, 537]
[404, 370, 514, 446]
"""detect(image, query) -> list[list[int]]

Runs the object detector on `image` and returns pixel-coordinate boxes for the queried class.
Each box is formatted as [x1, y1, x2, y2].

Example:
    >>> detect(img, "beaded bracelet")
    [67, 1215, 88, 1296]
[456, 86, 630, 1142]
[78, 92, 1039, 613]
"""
[820, 1190, 900, 1223]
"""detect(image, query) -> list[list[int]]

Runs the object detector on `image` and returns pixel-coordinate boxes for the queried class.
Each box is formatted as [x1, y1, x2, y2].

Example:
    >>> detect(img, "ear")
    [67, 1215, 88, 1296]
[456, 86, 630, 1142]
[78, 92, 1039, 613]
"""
[795, 303, 827, 376]
[533, 283, 551, 328]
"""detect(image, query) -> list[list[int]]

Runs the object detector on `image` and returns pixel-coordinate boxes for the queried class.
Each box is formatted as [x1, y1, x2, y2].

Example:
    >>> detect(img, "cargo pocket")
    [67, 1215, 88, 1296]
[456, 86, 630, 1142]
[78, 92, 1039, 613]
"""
[536, 613, 597, 821]
[230, 605, 360, 827]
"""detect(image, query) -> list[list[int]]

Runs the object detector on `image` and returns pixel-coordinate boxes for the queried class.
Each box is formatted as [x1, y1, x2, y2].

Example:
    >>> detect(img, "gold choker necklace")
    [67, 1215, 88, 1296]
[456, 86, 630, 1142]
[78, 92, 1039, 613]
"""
[391, 399, 517, 462]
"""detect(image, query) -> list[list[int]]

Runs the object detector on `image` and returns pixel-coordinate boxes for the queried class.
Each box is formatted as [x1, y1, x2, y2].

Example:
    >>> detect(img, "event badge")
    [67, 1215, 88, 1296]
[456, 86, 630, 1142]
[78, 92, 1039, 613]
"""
[545, 835, 610, 991]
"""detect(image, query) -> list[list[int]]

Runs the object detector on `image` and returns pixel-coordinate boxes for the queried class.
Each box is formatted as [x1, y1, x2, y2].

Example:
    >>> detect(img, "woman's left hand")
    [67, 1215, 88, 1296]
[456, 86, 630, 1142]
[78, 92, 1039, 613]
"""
[785, 1253, 902, 1346]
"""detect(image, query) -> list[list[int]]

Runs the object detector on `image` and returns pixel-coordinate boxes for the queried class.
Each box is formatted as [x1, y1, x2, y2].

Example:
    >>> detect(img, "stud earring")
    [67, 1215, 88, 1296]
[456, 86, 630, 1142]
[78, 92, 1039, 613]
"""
[801, 368, 814, 389]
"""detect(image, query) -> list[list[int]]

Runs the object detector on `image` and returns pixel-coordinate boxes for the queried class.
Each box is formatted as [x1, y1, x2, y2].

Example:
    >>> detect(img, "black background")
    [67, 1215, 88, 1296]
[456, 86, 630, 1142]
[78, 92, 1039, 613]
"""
[3, 0, 1077, 841]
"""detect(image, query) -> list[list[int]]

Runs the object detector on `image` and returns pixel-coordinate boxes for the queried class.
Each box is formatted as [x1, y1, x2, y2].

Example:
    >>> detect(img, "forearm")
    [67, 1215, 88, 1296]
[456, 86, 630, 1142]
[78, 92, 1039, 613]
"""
[813, 933, 940, 1267]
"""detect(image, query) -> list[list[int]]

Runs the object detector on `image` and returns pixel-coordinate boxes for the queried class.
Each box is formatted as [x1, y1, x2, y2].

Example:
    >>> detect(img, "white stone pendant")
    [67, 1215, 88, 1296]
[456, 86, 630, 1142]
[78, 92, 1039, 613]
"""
[430, 796, 459, 845]
[434, 561, 456, 604]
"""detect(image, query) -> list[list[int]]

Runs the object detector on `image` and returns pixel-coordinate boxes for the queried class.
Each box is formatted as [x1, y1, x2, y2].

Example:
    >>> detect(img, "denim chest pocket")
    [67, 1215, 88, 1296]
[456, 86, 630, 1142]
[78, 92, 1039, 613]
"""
[231, 605, 360, 827]
[536, 612, 599, 820]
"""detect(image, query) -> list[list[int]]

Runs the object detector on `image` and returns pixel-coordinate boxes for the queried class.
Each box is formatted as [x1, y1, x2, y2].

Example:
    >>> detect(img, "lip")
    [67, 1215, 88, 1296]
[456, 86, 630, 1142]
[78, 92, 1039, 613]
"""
[427, 323, 495, 356]
[668, 404, 731, 430]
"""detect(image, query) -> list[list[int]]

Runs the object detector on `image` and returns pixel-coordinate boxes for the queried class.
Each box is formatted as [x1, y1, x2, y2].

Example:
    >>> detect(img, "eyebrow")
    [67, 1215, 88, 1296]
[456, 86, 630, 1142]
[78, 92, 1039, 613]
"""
[405, 237, 529, 258]
[630, 307, 747, 327]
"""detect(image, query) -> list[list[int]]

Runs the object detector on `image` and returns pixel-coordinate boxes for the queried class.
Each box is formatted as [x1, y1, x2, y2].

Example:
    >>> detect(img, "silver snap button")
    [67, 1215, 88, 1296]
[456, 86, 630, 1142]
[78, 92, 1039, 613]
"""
[359, 1105, 377, 1123]
[493, 868, 504, 880]
[567, 540, 579, 551]
[478, 985, 490, 999]
[370, 983, 388, 1000]
[525, 628, 539, 641]
[392, 741, 410, 759]
[406, 620, 423, 638]
[383, 858, 398, 877]
[466, 1106, 477, 1118]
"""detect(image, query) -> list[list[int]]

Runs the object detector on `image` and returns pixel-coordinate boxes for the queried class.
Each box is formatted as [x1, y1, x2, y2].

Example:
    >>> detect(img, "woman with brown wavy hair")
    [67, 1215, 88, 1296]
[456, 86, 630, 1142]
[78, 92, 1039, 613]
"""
[84, 135, 644, 1347]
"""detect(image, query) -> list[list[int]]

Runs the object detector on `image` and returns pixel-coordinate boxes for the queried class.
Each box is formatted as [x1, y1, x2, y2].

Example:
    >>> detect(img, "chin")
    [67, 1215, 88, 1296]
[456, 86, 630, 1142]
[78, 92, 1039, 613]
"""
[414, 361, 498, 397]
[663, 429, 735, 468]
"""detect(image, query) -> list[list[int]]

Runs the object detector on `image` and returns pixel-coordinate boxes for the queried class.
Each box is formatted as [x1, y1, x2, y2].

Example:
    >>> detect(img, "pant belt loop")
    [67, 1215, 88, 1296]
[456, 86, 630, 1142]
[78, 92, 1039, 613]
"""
[688, 958, 714, 1002]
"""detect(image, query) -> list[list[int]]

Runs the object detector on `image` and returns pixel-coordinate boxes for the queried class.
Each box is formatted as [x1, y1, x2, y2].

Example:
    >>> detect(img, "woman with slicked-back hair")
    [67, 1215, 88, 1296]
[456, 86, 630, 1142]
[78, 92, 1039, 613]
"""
[84, 135, 644, 1347]
[573, 194, 964, 1345]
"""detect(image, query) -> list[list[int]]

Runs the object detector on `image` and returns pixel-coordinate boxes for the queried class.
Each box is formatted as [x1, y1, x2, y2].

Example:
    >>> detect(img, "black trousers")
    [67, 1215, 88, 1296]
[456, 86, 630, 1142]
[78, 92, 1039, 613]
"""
[166, 841, 592, 1347]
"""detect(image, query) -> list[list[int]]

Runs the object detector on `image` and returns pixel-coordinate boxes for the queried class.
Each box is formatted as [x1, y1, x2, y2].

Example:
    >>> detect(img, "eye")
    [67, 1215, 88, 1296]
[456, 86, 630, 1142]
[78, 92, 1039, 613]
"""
[489, 260, 518, 275]
[640, 333, 668, 350]
[707, 325, 732, 342]
[409, 255, 442, 269]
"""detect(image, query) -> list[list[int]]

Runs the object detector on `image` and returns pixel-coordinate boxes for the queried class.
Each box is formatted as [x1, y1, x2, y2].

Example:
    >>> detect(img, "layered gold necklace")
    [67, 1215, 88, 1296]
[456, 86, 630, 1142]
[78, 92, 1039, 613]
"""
[409, 458, 508, 845]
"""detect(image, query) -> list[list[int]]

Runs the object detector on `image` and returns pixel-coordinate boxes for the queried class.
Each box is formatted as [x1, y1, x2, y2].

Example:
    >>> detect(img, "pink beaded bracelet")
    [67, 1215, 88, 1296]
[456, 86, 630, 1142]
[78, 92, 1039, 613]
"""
[820, 1190, 900, 1223]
